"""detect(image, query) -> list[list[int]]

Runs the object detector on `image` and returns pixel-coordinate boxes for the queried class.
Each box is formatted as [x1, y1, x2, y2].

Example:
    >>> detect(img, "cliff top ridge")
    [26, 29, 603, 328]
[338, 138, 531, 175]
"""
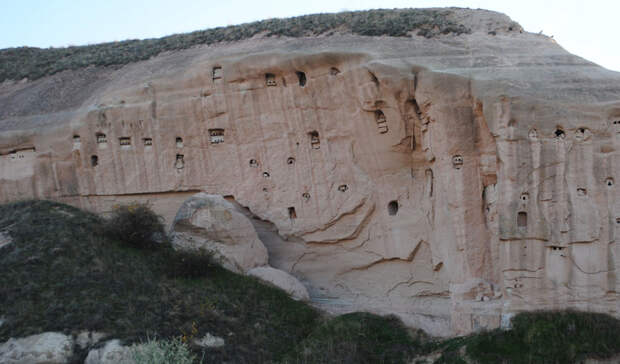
[0, 7, 520, 83]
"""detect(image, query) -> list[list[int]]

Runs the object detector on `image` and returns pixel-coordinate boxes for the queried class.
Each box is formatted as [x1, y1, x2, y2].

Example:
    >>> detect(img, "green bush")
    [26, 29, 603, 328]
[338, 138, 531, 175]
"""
[284, 312, 422, 363]
[104, 202, 168, 249]
[433, 310, 620, 364]
[132, 337, 200, 364]
[165, 249, 214, 279]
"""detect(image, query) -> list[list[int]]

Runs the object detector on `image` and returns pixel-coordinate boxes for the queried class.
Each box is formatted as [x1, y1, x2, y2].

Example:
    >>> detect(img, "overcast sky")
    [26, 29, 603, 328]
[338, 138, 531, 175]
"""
[1, 0, 618, 71]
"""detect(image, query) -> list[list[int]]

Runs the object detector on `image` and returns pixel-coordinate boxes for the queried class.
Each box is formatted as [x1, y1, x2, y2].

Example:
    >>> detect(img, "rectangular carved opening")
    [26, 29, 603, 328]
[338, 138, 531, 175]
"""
[309, 131, 320, 149]
[175, 154, 184, 169]
[119, 137, 131, 146]
[517, 211, 527, 227]
[212, 66, 222, 80]
[209, 129, 224, 144]
[296, 71, 306, 87]
[143, 138, 152, 146]
[288, 207, 297, 219]
[96, 133, 107, 144]
[265, 73, 276, 87]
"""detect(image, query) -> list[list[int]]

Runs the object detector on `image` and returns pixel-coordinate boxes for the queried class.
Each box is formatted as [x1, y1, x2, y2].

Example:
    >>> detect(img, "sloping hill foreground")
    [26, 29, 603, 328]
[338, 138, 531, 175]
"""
[0, 200, 619, 363]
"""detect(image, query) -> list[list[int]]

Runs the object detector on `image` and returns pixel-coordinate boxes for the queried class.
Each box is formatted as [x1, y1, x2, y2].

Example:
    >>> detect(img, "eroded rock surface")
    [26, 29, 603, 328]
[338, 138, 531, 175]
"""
[0, 8, 619, 336]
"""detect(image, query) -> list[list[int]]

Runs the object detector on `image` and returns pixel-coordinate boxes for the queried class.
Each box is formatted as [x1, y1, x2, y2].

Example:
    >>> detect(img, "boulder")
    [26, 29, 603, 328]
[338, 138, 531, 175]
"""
[248, 266, 310, 301]
[171, 193, 268, 274]
[0, 332, 74, 364]
[84, 340, 133, 364]
[192, 333, 225, 348]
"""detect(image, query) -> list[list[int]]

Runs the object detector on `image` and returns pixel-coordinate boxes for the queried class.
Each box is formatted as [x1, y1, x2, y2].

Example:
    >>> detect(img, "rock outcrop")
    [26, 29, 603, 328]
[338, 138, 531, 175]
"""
[171, 193, 310, 299]
[0, 332, 74, 364]
[248, 266, 310, 301]
[171, 193, 269, 273]
[0, 8, 619, 336]
[84, 340, 134, 364]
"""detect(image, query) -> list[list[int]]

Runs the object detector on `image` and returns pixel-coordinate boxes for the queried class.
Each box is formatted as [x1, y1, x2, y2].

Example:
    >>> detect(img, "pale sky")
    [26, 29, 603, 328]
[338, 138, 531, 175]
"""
[1, 0, 619, 72]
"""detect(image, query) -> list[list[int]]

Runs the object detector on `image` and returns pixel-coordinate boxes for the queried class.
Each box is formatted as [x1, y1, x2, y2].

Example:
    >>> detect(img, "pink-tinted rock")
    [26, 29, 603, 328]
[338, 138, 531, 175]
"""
[0, 8, 618, 336]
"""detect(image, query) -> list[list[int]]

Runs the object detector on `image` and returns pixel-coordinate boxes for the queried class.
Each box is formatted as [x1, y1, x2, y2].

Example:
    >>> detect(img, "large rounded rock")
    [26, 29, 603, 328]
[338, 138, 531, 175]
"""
[248, 266, 310, 301]
[84, 340, 133, 364]
[0, 332, 74, 364]
[171, 193, 268, 274]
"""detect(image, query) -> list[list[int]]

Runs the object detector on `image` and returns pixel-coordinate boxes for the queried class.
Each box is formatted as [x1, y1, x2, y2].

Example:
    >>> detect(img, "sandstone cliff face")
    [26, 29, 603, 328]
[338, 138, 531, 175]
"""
[0, 9, 618, 336]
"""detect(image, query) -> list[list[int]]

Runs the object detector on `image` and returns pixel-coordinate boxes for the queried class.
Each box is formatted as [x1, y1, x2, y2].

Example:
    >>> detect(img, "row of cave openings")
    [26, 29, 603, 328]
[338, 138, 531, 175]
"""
[526, 125, 614, 141]
[211, 66, 342, 88]
[214, 65, 392, 137]
[515, 175, 617, 229]
[81, 130, 225, 168]
[85, 130, 326, 170]
[539, 118, 620, 140]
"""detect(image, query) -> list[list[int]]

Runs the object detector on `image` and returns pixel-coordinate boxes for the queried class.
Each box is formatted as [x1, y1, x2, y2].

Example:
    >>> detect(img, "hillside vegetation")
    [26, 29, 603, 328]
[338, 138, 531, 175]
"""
[0, 9, 469, 83]
[0, 200, 619, 363]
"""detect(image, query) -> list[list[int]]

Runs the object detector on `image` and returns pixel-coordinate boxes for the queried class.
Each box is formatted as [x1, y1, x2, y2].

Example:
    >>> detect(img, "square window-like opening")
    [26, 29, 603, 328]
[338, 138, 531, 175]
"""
[265, 73, 276, 86]
[209, 129, 224, 144]
[119, 137, 131, 146]
[212, 66, 222, 80]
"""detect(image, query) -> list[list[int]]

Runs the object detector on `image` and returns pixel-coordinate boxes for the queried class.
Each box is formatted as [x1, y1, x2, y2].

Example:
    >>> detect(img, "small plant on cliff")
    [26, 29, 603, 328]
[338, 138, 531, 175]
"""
[105, 202, 167, 249]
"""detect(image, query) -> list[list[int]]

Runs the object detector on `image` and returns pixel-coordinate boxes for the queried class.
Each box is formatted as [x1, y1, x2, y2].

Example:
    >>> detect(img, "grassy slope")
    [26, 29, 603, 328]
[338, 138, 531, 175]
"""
[0, 200, 422, 363]
[0, 200, 619, 363]
[0, 9, 469, 83]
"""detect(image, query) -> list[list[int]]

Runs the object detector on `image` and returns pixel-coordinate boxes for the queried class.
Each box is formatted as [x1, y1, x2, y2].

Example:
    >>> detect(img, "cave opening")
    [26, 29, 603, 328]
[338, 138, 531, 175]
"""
[265, 73, 276, 86]
[388, 200, 398, 216]
[309, 131, 320, 149]
[296, 71, 306, 87]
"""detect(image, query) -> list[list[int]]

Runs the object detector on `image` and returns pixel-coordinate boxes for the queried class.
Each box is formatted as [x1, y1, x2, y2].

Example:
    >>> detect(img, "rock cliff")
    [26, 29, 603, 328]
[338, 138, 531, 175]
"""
[0, 8, 618, 336]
